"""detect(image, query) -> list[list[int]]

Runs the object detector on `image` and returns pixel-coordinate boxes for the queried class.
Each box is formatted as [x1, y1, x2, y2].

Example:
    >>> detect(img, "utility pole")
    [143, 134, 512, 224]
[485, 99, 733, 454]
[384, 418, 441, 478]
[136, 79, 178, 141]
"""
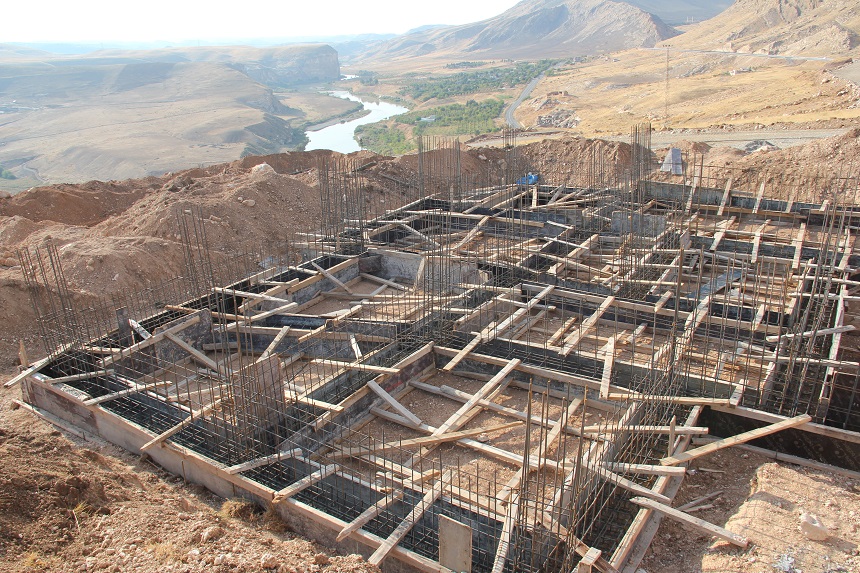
[664, 46, 670, 127]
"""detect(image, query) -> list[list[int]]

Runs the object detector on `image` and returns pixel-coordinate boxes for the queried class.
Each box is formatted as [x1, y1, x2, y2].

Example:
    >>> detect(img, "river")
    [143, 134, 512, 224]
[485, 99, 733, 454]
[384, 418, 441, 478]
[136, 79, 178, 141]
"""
[305, 91, 408, 154]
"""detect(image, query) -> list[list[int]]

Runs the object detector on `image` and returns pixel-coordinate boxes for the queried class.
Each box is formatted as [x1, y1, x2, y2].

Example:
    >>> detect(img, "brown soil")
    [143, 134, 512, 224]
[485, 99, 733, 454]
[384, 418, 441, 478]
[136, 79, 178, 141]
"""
[0, 381, 378, 573]
[642, 448, 860, 573]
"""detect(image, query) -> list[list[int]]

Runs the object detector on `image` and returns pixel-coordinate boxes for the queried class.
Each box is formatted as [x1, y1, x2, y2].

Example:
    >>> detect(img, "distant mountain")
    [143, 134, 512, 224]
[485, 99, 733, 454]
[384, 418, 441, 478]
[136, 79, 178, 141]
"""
[668, 0, 860, 57]
[359, 0, 680, 62]
[0, 44, 341, 184]
[625, 1, 734, 25]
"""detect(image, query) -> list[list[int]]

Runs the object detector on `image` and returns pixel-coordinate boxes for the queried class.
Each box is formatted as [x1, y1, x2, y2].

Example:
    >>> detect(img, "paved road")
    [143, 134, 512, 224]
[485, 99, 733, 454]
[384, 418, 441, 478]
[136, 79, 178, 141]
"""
[505, 74, 544, 129]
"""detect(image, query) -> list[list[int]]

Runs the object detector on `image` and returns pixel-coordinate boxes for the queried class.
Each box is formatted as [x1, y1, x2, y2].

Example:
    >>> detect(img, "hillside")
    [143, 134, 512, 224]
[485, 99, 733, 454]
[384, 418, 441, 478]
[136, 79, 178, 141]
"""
[626, 0, 734, 24]
[501, 0, 860, 134]
[668, 0, 860, 56]
[0, 45, 339, 189]
[359, 0, 679, 62]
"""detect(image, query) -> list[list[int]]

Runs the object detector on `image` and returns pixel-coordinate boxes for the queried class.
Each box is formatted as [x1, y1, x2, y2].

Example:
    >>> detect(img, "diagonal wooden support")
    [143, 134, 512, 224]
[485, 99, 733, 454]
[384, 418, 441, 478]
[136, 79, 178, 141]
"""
[661, 414, 811, 466]
[561, 296, 616, 356]
[102, 314, 201, 368]
[334, 422, 522, 458]
[164, 331, 219, 372]
[792, 222, 806, 271]
[629, 497, 749, 548]
[435, 359, 521, 434]
[716, 178, 732, 217]
[225, 448, 303, 475]
[599, 337, 617, 400]
[367, 379, 423, 427]
[273, 464, 338, 503]
[491, 494, 519, 573]
[337, 491, 404, 542]
[256, 325, 291, 363]
[368, 470, 452, 566]
[311, 261, 353, 294]
[140, 397, 224, 451]
[752, 180, 766, 214]
[590, 465, 671, 503]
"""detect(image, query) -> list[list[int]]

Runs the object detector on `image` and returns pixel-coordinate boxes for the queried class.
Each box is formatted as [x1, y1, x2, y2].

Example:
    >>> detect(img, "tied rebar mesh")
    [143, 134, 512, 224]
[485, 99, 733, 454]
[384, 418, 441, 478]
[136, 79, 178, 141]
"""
[18, 124, 860, 572]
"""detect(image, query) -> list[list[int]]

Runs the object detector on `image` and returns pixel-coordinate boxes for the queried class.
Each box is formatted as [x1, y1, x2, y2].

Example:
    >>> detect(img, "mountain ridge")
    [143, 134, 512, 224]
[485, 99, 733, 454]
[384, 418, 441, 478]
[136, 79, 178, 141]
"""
[359, 0, 681, 62]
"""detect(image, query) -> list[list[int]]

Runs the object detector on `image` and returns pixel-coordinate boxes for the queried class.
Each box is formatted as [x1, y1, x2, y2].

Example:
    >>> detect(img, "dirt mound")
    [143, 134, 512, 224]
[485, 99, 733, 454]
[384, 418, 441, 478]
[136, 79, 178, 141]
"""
[0, 180, 157, 227]
[707, 462, 860, 572]
[0, 388, 378, 573]
[668, 139, 713, 156]
[686, 128, 860, 198]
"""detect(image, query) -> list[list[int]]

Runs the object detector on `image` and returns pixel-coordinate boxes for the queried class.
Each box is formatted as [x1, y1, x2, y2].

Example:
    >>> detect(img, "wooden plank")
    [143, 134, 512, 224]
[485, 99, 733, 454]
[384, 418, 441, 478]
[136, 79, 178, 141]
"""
[311, 261, 354, 294]
[367, 379, 422, 427]
[360, 273, 408, 291]
[590, 466, 671, 503]
[792, 222, 806, 271]
[766, 325, 855, 343]
[334, 421, 523, 458]
[273, 465, 338, 503]
[140, 398, 224, 451]
[438, 515, 472, 573]
[661, 414, 811, 466]
[44, 370, 115, 384]
[410, 380, 589, 439]
[582, 425, 708, 435]
[600, 337, 616, 400]
[164, 331, 219, 372]
[676, 490, 724, 512]
[629, 497, 749, 548]
[577, 547, 602, 573]
[337, 491, 404, 542]
[547, 315, 578, 347]
[603, 463, 686, 476]
[368, 471, 451, 566]
[491, 495, 519, 573]
[653, 290, 673, 313]
[102, 314, 201, 367]
[311, 359, 400, 374]
[562, 296, 616, 356]
[128, 319, 152, 340]
[225, 449, 303, 475]
[716, 178, 732, 217]
[434, 359, 521, 435]
[256, 325, 291, 363]
[752, 181, 766, 214]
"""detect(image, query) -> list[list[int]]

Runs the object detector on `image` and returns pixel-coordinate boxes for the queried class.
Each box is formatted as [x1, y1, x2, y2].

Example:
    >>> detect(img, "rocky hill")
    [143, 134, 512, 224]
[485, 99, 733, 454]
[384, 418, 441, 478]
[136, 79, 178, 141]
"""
[626, 1, 734, 24]
[360, 0, 679, 61]
[667, 0, 860, 56]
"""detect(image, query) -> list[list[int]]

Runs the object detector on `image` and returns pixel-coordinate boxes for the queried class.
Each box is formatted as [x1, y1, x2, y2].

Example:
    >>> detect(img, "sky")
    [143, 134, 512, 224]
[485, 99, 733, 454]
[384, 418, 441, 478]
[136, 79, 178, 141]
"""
[5, 0, 525, 44]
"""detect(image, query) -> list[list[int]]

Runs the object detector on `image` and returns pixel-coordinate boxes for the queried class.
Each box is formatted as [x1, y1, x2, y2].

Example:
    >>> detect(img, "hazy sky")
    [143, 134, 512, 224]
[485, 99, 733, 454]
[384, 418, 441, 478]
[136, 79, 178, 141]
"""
[6, 0, 525, 43]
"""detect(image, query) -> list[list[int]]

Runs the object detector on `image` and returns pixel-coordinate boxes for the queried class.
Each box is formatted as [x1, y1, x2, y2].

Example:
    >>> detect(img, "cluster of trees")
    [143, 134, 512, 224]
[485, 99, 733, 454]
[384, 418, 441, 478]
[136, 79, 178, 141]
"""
[444, 61, 486, 69]
[354, 125, 414, 156]
[399, 60, 557, 101]
[356, 70, 379, 86]
[399, 99, 505, 135]
[355, 98, 506, 155]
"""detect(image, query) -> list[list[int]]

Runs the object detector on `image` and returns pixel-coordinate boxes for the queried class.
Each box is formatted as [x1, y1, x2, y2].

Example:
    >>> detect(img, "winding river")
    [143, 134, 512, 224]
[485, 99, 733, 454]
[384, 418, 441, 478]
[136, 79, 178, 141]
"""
[305, 91, 408, 154]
